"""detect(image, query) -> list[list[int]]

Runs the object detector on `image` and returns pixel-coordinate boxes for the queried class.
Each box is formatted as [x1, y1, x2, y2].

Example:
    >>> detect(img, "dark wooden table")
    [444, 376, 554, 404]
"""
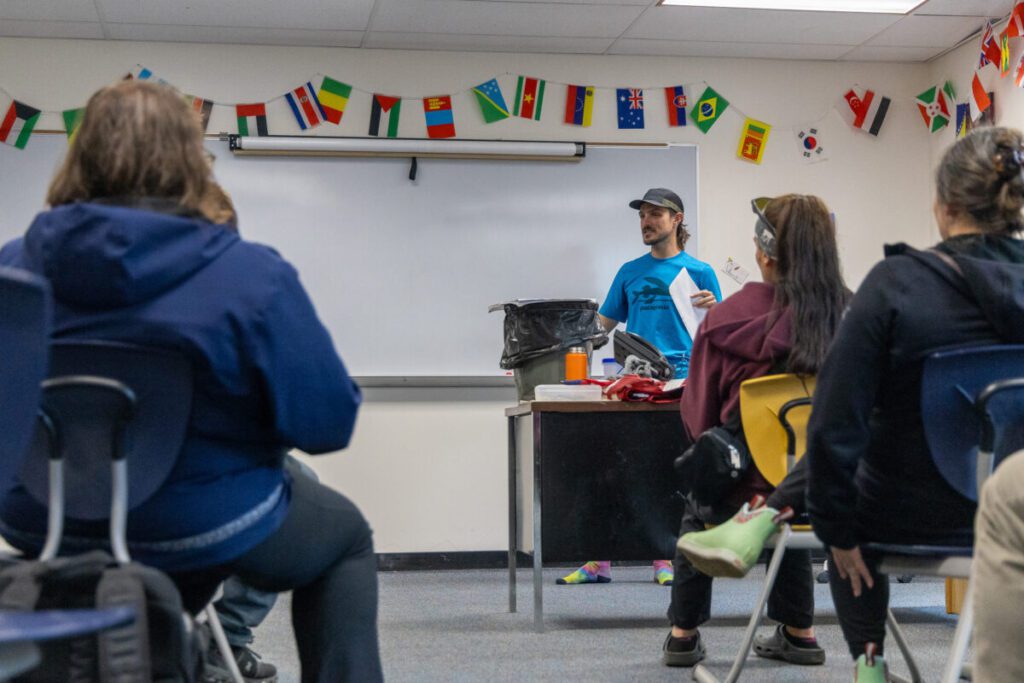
[506, 400, 689, 631]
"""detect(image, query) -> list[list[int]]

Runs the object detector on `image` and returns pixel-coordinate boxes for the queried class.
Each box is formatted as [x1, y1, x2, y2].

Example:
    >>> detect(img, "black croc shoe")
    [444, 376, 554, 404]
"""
[753, 624, 826, 666]
[662, 631, 707, 667]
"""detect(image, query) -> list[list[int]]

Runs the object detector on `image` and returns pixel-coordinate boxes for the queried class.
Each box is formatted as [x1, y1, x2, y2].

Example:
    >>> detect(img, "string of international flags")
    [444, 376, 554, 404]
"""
[0, 4, 1021, 162]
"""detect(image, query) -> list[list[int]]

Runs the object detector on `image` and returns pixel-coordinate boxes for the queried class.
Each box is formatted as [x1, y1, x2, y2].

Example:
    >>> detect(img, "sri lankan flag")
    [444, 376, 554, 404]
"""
[0, 100, 40, 149]
[62, 108, 85, 140]
[737, 118, 770, 164]
[691, 86, 728, 134]
[319, 76, 352, 125]
[236, 103, 268, 137]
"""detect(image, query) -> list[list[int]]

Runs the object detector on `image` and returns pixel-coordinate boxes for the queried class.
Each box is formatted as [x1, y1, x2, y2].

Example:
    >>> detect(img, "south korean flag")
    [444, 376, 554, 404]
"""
[795, 126, 828, 164]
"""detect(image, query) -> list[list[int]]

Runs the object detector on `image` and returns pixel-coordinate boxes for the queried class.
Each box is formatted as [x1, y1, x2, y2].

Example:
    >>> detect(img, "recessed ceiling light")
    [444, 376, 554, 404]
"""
[658, 0, 922, 13]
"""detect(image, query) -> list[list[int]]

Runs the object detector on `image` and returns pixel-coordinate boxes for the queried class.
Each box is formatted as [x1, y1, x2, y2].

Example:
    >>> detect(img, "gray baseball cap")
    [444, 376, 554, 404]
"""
[628, 188, 684, 214]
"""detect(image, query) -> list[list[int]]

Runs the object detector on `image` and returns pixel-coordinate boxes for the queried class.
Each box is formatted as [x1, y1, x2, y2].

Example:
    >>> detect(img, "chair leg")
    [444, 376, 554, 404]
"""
[692, 525, 792, 683]
[887, 608, 923, 683]
[940, 580, 973, 683]
[204, 603, 244, 683]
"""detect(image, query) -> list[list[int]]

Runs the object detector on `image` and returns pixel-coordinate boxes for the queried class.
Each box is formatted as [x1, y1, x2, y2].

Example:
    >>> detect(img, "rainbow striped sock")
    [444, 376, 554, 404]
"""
[653, 559, 674, 586]
[556, 561, 611, 585]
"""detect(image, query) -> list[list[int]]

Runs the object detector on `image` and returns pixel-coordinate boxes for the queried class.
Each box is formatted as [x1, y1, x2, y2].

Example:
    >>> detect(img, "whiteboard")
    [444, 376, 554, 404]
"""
[0, 136, 698, 377]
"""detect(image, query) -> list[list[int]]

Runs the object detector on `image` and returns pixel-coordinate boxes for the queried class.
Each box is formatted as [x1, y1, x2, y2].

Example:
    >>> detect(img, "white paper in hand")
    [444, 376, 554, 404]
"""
[669, 268, 707, 341]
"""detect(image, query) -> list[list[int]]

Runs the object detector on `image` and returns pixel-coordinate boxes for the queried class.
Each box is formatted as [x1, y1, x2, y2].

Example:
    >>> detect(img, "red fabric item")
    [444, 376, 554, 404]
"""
[601, 375, 682, 403]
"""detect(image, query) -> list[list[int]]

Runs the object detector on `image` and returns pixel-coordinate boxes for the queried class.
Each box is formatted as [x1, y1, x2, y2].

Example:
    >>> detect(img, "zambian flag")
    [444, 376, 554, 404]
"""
[319, 76, 352, 125]
[0, 100, 40, 149]
[691, 86, 729, 134]
[63, 108, 85, 141]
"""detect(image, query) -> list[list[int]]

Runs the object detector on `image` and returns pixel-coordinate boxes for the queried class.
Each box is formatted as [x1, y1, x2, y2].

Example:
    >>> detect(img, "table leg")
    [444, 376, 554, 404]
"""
[533, 412, 544, 633]
[508, 415, 517, 614]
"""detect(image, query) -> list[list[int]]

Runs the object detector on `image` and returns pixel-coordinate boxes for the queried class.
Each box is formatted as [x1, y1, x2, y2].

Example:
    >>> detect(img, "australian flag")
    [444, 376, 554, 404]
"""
[617, 88, 645, 130]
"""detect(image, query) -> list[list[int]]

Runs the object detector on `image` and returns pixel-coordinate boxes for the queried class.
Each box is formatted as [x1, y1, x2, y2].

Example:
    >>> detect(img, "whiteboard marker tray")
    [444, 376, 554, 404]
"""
[533, 384, 603, 401]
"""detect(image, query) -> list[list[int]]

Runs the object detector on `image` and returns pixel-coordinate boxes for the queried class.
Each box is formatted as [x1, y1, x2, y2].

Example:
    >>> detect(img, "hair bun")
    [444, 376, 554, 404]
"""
[995, 145, 1024, 181]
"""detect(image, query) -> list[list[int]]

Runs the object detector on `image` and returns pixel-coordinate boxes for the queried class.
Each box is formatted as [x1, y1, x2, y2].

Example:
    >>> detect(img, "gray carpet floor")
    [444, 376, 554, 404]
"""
[249, 566, 966, 682]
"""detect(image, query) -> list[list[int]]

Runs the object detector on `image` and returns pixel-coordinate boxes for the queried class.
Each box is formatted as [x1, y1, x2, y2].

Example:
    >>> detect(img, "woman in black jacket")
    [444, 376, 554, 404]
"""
[806, 126, 1024, 682]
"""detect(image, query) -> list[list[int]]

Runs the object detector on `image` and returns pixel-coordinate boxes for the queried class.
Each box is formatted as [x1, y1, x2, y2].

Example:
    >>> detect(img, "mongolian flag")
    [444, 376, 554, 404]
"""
[423, 95, 455, 138]
[664, 85, 687, 127]
[62, 107, 85, 140]
[472, 78, 510, 124]
[368, 94, 401, 138]
[737, 118, 770, 164]
[285, 81, 327, 130]
[564, 84, 594, 127]
[513, 76, 545, 121]
[187, 95, 214, 132]
[915, 84, 953, 132]
[691, 86, 728, 133]
[235, 103, 268, 137]
[318, 77, 352, 125]
[616, 88, 645, 130]
[0, 100, 40, 149]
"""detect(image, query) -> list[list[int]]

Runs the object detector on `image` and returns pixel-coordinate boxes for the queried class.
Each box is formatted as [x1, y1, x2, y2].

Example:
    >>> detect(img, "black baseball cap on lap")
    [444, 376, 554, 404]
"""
[629, 188, 684, 214]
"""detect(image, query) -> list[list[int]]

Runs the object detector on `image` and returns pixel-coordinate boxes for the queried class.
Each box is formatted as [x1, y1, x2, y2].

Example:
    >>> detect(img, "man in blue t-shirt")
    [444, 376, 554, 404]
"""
[599, 188, 722, 379]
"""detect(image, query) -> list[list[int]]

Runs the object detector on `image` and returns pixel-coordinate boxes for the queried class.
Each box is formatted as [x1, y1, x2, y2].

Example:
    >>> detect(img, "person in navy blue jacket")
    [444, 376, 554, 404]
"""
[0, 80, 381, 683]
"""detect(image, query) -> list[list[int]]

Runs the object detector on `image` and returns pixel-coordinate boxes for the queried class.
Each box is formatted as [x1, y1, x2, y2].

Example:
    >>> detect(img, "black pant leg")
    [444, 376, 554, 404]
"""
[667, 501, 715, 629]
[828, 549, 889, 659]
[764, 548, 814, 629]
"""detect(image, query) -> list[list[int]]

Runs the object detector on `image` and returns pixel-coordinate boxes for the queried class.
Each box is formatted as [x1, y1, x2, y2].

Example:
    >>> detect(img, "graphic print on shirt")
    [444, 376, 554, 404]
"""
[631, 276, 672, 310]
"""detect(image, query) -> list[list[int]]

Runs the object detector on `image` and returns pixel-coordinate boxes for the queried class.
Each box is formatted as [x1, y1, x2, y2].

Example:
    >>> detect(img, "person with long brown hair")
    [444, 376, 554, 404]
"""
[0, 80, 382, 683]
[805, 127, 1024, 682]
[663, 194, 849, 668]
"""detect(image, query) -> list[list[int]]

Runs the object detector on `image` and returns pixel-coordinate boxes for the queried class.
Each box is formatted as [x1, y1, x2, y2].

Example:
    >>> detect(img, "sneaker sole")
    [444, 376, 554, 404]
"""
[676, 539, 748, 578]
[556, 575, 611, 585]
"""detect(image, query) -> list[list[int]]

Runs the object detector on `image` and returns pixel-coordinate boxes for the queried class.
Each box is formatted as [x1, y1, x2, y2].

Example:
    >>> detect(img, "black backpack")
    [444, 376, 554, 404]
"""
[0, 549, 203, 683]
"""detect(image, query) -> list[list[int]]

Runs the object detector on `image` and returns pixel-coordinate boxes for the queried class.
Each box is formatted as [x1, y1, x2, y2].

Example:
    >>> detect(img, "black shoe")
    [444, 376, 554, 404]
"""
[753, 624, 826, 666]
[662, 630, 706, 667]
[204, 643, 278, 683]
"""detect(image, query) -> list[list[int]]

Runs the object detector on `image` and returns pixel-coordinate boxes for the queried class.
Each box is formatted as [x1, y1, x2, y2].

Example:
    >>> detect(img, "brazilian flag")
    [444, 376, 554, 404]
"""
[691, 86, 729, 134]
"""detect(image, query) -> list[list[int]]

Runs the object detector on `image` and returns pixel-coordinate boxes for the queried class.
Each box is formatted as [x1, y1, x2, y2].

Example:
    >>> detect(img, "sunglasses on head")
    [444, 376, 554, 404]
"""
[751, 197, 777, 259]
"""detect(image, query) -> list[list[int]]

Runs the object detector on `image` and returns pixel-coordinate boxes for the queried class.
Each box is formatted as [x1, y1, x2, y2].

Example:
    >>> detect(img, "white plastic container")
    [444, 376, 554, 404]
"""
[602, 357, 623, 377]
[533, 384, 603, 401]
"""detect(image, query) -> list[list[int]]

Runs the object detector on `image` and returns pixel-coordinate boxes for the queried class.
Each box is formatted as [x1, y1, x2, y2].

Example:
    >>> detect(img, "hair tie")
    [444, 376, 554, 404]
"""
[995, 146, 1023, 181]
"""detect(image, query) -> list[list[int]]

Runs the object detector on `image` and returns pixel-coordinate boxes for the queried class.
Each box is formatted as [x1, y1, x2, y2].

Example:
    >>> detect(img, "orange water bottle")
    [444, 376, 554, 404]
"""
[564, 346, 588, 381]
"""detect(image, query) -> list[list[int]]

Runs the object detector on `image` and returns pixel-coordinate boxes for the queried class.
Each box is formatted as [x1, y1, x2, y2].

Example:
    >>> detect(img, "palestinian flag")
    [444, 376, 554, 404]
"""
[0, 100, 40, 149]
[915, 84, 952, 133]
[513, 76, 545, 121]
[665, 85, 687, 127]
[423, 95, 455, 139]
[563, 84, 594, 126]
[285, 81, 327, 130]
[318, 76, 352, 125]
[187, 96, 213, 132]
[691, 86, 728, 134]
[472, 78, 510, 124]
[369, 94, 401, 137]
[236, 103, 268, 137]
[62, 107, 85, 140]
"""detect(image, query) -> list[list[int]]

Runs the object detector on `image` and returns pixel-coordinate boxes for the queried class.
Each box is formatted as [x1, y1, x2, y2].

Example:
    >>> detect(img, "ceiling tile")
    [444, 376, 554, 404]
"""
[608, 37, 851, 59]
[0, 0, 100, 22]
[0, 18, 104, 38]
[840, 44, 947, 61]
[370, 0, 645, 38]
[866, 13, 988, 46]
[365, 31, 614, 54]
[104, 23, 365, 48]
[913, 0, 1013, 17]
[623, 6, 901, 45]
[96, 0, 375, 31]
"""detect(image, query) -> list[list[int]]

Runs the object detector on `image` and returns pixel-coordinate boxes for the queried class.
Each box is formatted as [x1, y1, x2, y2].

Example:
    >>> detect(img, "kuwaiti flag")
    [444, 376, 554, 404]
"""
[795, 126, 826, 163]
[915, 83, 953, 132]
[616, 88, 645, 130]
[838, 87, 890, 136]
[970, 71, 992, 120]
[423, 95, 455, 138]
[62, 108, 85, 140]
[563, 84, 594, 126]
[236, 103, 268, 137]
[186, 95, 213, 132]
[0, 100, 40, 149]
[285, 81, 327, 130]
[665, 85, 687, 127]
[318, 76, 352, 125]
[513, 76, 545, 121]
[369, 94, 401, 137]
[472, 78, 510, 124]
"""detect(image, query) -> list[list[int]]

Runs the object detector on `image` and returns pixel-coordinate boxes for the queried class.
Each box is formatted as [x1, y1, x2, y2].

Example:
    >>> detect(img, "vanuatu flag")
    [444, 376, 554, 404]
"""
[318, 76, 352, 125]
[0, 100, 40, 149]
[236, 103, 268, 137]
[472, 78, 510, 123]
[665, 85, 687, 127]
[915, 83, 953, 133]
[62, 107, 85, 140]
[691, 86, 728, 133]
[737, 118, 770, 164]
[564, 84, 594, 126]
[513, 76, 545, 121]
[423, 95, 455, 138]
[369, 95, 401, 137]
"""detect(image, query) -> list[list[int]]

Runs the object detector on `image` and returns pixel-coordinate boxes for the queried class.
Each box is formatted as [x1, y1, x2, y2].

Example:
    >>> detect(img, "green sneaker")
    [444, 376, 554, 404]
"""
[854, 644, 887, 682]
[675, 499, 784, 578]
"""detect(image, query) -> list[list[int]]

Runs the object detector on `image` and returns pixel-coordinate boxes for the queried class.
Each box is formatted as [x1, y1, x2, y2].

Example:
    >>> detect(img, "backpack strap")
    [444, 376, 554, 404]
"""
[96, 565, 152, 683]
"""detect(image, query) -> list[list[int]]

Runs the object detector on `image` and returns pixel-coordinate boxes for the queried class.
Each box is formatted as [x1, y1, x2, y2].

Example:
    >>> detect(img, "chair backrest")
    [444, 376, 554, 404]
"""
[18, 341, 193, 521]
[739, 373, 816, 487]
[921, 345, 1024, 502]
[0, 267, 51, 488]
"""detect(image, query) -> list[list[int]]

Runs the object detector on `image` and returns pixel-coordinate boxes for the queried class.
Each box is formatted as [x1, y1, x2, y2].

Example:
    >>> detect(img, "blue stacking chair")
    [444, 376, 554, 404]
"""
[864, 345, 1024, 683]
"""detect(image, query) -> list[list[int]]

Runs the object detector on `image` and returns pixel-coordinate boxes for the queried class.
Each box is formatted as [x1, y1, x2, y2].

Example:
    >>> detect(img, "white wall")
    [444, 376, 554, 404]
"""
[0, 37, 941, 552]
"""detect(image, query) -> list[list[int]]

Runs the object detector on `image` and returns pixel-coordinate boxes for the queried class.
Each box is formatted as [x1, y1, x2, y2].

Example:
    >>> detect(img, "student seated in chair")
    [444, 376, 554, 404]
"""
[0, 80, 382, 683]
[663, 194, 849, 668]
[798, 127, 1024, 682]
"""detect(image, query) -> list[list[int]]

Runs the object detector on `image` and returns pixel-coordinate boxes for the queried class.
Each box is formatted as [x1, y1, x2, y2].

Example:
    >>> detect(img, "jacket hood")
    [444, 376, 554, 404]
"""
[890, 235, 1024, 343]
[700, 281, 791, 363]
[22, 201, 238, 308]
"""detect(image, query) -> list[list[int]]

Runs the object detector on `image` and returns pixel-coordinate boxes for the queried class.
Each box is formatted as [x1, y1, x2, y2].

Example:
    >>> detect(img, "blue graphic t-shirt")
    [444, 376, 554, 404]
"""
[600, 252, 722, 379]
